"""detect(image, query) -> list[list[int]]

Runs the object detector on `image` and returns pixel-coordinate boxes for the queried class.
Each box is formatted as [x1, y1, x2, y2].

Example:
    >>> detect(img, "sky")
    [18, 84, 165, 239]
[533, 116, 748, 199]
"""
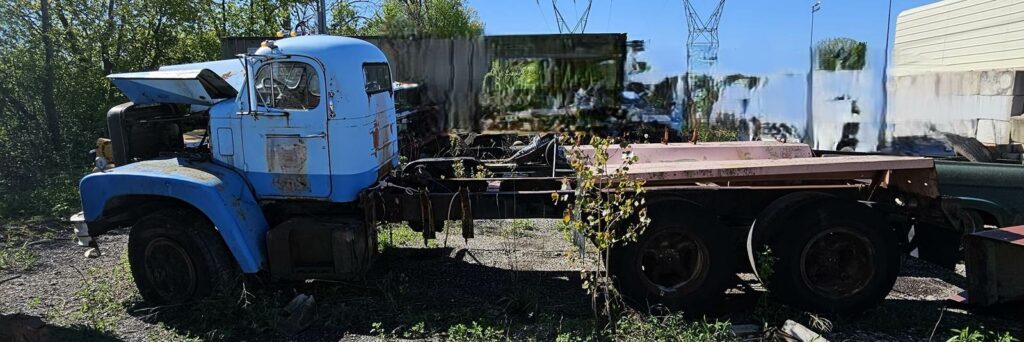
[467, 0, 939, 82]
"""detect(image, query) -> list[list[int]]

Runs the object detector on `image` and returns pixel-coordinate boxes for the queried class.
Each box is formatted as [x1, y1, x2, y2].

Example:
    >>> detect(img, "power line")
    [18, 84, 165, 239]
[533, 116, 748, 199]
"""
[682, 0, 725, 139]
[684, 0, 725, 72]
[551, 0, 594, 33]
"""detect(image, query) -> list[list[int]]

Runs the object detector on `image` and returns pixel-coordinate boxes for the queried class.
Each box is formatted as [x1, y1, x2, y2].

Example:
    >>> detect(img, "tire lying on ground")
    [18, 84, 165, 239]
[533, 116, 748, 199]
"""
[128, 207, 241, 304]
[748, 197, 900, 313]
[609, 204, 734, 313]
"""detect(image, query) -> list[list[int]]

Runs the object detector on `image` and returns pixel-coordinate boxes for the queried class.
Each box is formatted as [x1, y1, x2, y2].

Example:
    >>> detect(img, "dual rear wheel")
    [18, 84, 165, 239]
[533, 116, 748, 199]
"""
[610, 195, 901, 314]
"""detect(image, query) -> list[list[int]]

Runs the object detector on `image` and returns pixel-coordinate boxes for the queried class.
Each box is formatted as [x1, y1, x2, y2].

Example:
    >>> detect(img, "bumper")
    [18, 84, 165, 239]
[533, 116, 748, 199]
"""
[69, 212, 97, 248]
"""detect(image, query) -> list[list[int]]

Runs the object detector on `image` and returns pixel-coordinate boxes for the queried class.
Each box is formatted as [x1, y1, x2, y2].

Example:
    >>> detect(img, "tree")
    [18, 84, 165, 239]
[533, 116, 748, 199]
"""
[329, 0, 372, 35]
[817, 37, 867, 71]
[362, 0, 484, 37]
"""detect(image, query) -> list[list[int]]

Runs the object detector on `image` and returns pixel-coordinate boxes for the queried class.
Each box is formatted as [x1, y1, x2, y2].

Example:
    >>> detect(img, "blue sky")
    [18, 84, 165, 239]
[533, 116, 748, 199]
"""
[467, 0, 938, 81]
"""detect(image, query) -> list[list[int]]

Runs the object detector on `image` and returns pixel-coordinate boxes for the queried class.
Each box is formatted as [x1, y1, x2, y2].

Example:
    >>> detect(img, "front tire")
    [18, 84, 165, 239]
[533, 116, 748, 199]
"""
[128, 208, 240, 304]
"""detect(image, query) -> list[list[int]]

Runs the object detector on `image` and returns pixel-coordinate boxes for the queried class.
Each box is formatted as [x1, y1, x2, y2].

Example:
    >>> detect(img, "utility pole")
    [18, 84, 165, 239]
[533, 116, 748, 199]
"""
[805, 0, 821, 147]
[683, 0, 725, 141]
[878, 0, 893, 150]
[318, 0, 328, 34]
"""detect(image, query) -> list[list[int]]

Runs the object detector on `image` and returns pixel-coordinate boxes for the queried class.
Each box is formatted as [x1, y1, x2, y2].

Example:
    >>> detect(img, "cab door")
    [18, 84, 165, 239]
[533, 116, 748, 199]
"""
[241, 56, 331, 198]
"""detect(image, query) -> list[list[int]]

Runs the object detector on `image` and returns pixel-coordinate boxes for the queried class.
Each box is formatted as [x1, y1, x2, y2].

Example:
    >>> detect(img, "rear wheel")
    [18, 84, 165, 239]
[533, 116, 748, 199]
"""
[610, 206, 734, 312]
[750, 199, 900, 313]
[128, 208, 240, 304]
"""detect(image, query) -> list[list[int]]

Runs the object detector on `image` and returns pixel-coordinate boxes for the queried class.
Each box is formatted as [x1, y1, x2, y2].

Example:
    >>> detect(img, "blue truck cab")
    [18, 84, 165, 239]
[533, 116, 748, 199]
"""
[72, 36, 397, 303]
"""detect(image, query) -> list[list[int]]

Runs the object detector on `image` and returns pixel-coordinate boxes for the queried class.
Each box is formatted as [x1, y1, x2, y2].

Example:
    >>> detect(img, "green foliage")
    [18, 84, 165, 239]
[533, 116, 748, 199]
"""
[947, 326, 1018, 342]
[70, 252, 136, 333]
[0, 244, 37, 271]
[754, 247, 777, 287]
[0, 221, 57, 271]
[363, 0, 485, 37]
[379, 222, 434, 250]
[560, 135, 649, 317]
[446, 321, 506, 342]
[0, 0, 486, 218]
[696, 123, 738, 142]
[817, 37, 867, 71]
[482, 58, 620, 113]
[610, 312, 737, 342]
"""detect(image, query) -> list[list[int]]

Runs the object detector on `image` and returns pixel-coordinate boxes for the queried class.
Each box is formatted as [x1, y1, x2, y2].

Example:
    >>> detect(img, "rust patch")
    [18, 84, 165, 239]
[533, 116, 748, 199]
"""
[130, 161, 219, 182]
[267, 137, 310, 193]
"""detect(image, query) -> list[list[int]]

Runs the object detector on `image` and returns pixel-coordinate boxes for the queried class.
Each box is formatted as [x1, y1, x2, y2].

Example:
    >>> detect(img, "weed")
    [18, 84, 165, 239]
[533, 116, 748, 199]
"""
[447, 321, 506, 342]
[610, 312, 737, 342]
[947, 326, 1018, 342]
[560, 135, 649, 319]
[378, 222, 435, 250]
[754, 247, 777, 287]
[371, 321, 388, 341]
[402, 321, 428, 339]
[0, 244, 37, 271]
[0, 220, 61, 271]
[68, 252, 136, 333]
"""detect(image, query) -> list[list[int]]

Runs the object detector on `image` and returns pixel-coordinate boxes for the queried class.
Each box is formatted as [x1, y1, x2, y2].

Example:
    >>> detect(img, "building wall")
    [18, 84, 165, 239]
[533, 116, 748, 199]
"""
[892, 0, 1024, 77]
[888, 0, 1024, 144]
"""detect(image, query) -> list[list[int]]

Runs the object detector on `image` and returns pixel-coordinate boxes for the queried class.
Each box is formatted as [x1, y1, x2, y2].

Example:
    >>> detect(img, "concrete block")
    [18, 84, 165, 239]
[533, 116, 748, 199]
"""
[976, 118, 1010, 145]
[980, 70, 1019, 96]
[1010, 116, 1024, 143]
[962, 71, 981, 95]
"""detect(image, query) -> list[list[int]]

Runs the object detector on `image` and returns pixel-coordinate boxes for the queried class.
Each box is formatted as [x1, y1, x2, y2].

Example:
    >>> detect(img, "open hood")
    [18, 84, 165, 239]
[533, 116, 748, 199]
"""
[108, 68, 239, 106]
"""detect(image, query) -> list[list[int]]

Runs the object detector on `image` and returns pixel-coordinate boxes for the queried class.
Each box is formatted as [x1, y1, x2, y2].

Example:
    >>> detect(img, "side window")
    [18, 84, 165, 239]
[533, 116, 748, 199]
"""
[254, 62, 320, 110]
[363, 63, 392, 94]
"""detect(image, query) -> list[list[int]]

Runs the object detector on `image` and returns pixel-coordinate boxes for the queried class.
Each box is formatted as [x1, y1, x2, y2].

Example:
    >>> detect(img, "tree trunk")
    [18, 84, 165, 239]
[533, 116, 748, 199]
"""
[40, 0, 62, 156]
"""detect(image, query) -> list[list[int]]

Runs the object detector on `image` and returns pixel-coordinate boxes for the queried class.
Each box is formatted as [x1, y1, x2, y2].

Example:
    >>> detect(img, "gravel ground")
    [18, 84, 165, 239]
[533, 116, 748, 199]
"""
[1, 219, 1021, 341]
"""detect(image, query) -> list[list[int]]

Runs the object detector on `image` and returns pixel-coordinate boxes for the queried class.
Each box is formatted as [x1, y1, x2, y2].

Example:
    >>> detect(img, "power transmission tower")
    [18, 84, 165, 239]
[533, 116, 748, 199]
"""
[682, 0, 725, 140]
[551, 0, 594, 33]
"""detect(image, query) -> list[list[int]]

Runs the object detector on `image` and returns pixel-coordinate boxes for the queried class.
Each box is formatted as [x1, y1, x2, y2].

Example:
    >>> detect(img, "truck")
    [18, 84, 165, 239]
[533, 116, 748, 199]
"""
[71, 35, 967, 314]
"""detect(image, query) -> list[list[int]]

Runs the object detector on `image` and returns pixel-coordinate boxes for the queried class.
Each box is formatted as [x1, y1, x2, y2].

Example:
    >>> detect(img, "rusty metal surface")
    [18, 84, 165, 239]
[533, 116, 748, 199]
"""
[963, 225, 1024, 306]
[267, 137, 310, 193]
[614, 155, 934, 184]
[575, 141, 814, 165]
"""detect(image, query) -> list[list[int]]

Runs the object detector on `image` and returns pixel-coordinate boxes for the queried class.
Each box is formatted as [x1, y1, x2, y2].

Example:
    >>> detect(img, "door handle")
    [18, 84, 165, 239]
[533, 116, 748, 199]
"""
[301, 132, 326, 138]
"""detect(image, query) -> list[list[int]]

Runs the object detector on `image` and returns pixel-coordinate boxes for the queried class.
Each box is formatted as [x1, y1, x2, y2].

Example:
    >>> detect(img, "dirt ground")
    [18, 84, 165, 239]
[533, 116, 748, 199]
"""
[1, 219, 1021, 341]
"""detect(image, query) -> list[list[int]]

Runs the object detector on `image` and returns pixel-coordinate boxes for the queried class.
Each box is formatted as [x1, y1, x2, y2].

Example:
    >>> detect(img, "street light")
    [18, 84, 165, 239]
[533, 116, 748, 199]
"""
[806, 0, 821, 147]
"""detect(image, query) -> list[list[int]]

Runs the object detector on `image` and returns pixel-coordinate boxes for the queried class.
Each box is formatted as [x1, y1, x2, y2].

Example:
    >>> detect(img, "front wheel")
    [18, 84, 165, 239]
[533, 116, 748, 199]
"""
[128, 208, 241, 304]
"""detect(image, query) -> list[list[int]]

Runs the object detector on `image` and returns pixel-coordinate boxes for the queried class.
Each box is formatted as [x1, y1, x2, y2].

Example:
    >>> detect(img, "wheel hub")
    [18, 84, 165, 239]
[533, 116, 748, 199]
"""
[637, 230, 709, 294]
[144, 237, 197, 302]
[799, 227, 875, 299]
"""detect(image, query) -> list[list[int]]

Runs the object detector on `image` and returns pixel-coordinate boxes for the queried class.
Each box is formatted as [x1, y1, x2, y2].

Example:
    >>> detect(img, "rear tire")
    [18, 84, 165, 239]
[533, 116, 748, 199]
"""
[610, 207, 734, 313]
[751, 199, 899, 313]
[128, 208, 241, 304]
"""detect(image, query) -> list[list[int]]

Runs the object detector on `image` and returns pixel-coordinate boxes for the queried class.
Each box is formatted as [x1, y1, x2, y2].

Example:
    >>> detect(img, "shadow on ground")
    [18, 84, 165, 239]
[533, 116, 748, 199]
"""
[126, 246, 594, 340]
[117, 246, 1022, 341]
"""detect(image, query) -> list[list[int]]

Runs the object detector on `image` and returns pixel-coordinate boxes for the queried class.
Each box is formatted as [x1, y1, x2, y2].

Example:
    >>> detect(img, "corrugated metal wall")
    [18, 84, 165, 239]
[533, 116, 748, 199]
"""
[220, 36, 487, 130]
[893, 0, 1024, 76]
[220, 35, 626, 131]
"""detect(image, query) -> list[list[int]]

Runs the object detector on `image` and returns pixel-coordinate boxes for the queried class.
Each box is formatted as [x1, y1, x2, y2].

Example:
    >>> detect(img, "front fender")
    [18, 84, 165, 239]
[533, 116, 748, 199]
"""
[80, 158, 268, 273]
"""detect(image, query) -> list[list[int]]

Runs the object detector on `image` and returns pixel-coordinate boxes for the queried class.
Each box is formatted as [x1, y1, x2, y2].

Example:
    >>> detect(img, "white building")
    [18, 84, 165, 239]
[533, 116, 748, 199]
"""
[888, 0, 1024, 144]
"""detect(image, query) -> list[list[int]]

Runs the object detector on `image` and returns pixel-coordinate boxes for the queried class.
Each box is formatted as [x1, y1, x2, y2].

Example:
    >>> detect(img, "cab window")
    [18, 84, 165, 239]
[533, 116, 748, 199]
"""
[255, 62, 320, 110]
[363, 63, 392, 94]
